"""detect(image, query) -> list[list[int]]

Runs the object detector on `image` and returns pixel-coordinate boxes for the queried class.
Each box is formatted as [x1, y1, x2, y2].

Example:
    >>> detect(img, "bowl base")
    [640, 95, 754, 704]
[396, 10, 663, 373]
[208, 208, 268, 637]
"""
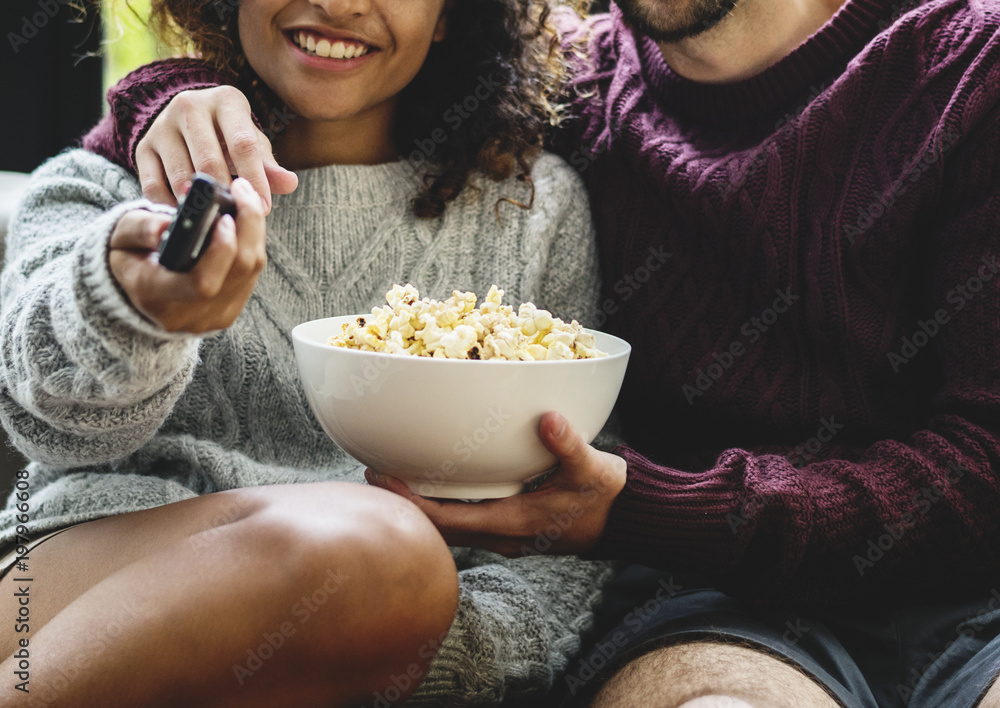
[406, 479, 526, 501]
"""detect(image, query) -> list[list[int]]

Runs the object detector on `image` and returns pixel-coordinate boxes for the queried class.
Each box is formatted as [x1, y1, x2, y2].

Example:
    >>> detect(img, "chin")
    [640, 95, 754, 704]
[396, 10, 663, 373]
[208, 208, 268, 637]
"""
[273, 95, 360, 122]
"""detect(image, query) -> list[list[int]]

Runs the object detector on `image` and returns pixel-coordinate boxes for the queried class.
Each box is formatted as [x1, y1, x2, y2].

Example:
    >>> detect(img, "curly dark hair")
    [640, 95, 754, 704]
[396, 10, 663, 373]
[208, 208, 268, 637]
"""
[144, 0, 590, 218]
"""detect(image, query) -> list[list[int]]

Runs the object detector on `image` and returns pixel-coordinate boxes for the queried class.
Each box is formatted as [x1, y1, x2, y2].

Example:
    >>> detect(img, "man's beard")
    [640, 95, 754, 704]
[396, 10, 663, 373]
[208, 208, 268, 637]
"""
[614, 0, 739, 43]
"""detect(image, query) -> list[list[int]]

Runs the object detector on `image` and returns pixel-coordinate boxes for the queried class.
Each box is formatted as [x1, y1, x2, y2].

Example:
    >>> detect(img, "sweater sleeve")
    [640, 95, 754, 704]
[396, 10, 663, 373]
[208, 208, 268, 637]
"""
[82, 58, 237, 172]
[0, 149, 200, 468]
[534, 153, 602, 331]
[589, 117, 1000, 606]
[410, 553, 613, 707]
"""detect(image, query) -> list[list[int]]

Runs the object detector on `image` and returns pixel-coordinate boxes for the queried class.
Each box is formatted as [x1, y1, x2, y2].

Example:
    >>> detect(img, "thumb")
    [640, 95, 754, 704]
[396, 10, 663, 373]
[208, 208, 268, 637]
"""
[109, 210, 172, 251]
[263, 156, 298, 196]
[538, 412, 593, 478]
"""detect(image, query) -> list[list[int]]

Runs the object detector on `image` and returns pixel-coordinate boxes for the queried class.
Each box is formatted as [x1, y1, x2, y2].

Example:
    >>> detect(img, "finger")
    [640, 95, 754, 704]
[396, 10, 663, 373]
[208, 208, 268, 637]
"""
[136, 149, 180, 207]
[538, 412, 594, 477]
[216, 101, 273, 213]
[179, 212, 238, 300]
[153, 130, 199, 206]
[399, 486, 530, 538]
[367, 471, 420, 500]
[263, 158, 299, 196]
[229, 178, 267, 268]
[109, 210, 172, 252]
[177, 108, 234, 189]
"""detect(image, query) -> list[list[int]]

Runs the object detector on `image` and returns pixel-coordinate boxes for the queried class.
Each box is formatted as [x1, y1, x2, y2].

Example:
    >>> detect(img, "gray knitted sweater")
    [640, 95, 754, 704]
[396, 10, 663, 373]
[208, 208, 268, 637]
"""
[0, 149, 613, 705]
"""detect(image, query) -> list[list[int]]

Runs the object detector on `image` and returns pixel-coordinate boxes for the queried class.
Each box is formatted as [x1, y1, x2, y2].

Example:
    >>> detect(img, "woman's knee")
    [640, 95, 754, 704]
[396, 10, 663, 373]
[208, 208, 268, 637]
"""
[227, 483, 458, 663]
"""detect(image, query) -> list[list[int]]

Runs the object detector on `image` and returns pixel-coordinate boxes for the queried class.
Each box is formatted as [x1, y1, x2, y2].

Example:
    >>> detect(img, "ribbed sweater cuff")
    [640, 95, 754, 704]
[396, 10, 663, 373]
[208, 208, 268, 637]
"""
[76, 201, 200, 344]
[588, 446, 744, 568]
[106, 59, 235, 172]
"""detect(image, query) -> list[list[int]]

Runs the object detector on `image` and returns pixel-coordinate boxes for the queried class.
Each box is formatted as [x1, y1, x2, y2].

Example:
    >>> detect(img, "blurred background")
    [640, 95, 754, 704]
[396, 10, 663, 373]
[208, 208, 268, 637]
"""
[0, 0, 160, 496]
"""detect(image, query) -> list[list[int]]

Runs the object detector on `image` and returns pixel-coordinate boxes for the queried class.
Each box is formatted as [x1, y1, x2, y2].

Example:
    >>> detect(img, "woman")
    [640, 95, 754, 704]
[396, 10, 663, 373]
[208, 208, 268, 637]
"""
[0, 0, 618, 705]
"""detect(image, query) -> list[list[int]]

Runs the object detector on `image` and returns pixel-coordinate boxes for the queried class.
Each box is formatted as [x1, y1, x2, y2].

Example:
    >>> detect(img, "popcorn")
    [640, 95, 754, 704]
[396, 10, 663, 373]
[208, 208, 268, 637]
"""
[328, 284, 607, 361]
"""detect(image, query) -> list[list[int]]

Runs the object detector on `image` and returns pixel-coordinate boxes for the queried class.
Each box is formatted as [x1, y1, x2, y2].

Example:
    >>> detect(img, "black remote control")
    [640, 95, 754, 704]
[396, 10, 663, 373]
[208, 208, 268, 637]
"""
[158, 173, 237, 272]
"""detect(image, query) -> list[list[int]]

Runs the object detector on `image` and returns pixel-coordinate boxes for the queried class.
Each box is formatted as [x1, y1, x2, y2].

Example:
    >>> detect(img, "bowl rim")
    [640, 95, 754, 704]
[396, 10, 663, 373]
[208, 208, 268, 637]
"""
[291, 314, 631, 365]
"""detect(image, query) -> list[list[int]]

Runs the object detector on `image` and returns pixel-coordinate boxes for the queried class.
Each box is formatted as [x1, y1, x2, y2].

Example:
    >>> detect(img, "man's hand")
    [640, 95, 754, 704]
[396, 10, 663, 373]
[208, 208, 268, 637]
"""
[135, 86, 298, 213]
[366, 412, 628, 557]
[109, 178, 267, 334]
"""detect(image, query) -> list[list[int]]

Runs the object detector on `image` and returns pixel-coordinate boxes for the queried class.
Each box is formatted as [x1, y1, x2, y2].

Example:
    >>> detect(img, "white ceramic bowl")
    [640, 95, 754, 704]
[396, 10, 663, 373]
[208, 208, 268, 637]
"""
[292, 315, 631, 499]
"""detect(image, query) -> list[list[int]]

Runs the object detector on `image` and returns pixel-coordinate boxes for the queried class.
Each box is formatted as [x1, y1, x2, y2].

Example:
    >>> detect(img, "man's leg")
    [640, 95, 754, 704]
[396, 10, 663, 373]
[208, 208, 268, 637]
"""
[981, 678, 1000, 708]
[590, 639, 840, 708]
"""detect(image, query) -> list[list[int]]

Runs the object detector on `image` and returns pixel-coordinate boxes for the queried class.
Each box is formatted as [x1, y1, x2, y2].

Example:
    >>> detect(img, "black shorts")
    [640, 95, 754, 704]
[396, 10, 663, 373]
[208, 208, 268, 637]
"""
[549, 566, 1000, 708]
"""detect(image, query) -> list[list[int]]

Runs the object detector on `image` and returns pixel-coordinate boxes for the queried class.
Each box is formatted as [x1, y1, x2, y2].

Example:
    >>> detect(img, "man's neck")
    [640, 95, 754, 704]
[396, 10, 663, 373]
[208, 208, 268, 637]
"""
[657, 0, 848, 83]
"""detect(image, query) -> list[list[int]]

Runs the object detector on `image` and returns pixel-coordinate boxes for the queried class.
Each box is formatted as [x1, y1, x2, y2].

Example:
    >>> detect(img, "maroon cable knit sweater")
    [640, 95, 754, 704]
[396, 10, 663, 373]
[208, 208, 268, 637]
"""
[81, 0, 1000, 606]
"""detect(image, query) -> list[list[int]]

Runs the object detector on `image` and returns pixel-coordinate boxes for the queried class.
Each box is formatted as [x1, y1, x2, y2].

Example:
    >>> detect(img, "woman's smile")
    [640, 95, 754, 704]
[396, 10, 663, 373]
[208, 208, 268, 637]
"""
[238, 0, 447, 147]
[285, 28, 380, 71]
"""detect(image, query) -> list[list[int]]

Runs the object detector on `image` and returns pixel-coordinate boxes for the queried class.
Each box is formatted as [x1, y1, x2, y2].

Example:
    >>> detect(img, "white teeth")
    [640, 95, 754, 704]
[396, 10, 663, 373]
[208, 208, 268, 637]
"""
[294, 32, 369, 59]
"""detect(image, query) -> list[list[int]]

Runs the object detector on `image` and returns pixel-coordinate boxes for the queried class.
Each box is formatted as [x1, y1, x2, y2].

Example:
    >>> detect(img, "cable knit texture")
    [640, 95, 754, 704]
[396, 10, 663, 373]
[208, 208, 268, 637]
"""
[0, 148, 612, 705]
[80, 0, 1000, 606]
[556, 0, 1000, 605]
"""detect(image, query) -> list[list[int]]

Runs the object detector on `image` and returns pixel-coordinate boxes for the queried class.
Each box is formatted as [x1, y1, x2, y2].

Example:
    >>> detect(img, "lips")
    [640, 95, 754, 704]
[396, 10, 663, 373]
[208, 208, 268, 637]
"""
[290, 30, 374, 59]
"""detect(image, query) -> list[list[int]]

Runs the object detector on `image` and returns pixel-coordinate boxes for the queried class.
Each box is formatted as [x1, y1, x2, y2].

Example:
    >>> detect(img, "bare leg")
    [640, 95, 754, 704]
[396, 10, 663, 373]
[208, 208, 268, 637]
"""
[0, 482, 458, 708]
[980, 673, 1000, 708]
[590, 640, 840, 708]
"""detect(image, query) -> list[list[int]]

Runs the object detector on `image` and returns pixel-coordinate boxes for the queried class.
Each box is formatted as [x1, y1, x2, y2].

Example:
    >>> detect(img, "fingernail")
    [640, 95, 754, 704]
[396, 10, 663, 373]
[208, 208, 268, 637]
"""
[552, 414, 566, 437]
[364, 469, 382, 486]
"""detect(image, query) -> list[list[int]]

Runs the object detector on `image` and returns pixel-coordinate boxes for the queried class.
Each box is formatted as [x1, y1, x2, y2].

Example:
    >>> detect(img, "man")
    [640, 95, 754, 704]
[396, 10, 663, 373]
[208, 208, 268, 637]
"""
[84, 0, 1000, 704]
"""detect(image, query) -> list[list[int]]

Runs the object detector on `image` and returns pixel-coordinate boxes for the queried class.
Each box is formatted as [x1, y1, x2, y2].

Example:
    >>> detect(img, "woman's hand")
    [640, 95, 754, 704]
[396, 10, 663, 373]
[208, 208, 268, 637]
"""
[109, 178, 268, 334]
[135, 86, 299, 213]
[366, 412, 628, 557]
